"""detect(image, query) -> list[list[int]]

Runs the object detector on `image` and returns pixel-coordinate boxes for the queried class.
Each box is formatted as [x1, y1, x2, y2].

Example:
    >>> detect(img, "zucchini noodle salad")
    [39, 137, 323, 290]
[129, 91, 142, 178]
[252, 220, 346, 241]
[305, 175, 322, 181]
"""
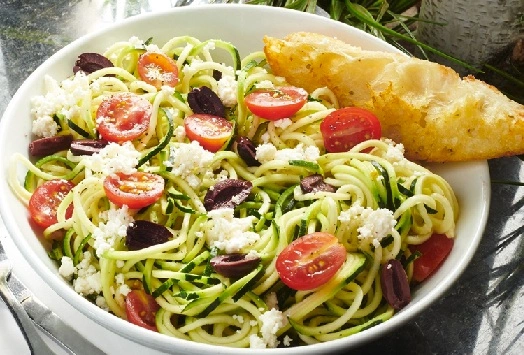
[8, 35, 459, 349]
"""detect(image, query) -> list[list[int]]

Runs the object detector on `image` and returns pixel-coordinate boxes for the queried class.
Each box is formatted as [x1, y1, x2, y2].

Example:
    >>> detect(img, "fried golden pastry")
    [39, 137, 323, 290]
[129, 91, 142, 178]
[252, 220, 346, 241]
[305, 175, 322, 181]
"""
[264, 32, 524, 162]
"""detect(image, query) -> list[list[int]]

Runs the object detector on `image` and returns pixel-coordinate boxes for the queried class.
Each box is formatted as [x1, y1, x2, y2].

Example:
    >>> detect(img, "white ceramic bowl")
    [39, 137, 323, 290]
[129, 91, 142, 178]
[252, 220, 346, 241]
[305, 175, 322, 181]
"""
[0, 4, 490, 354]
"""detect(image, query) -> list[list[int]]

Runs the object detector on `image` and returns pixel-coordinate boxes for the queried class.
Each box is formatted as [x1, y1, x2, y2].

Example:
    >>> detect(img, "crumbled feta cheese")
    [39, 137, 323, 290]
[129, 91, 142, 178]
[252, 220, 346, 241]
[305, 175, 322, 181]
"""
[255, 143, 320, 164]
[114, 273, 131, 296]
[256, 80, 274, 89]
[173, 125, 186, 142]
[250, 309, 286, 348]
[182, 58, 203, 75]
[58, 256, 75, 280]
[282, 335, 292, 347]
[73, 251, 102, 296]
[339, 204, 396, 243]
[232, 314, 245, 324]
[260, 132, 270, 143]
[128, 36, 144, 48]
[164, 141, 215, 188]
[32, 115, 59, 138]
[250, 335, 267, 349]
[255, 143, 277, 163]
[204, 208, 260, 253]
[383, 138, 405, 162]
[145, 43, 161, 52]
[93, 205, 134, 257]
[273, 117, 292, 130]
[95, 295, 109, 310]
[217, 75, 238, 107]
[31, 72, 90, 137]
[85, 141, 140, 176]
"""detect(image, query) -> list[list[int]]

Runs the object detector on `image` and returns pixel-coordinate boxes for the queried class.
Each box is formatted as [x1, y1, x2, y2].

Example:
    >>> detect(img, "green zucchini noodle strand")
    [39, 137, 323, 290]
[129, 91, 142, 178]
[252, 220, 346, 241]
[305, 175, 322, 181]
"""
[10, 35, 460, 349]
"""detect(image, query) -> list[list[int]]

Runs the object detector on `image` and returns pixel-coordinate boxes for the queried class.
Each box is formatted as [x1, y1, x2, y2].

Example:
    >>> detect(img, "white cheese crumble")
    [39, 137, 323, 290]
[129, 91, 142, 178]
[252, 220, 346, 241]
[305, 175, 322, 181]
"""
[31, 72, 90, 137]
[272, 117, 293, 130]
[173, 125, 186, 142]
[115, 273, 131, 296]
[217, 74, 238, 107]
[128, 36, 144, 49]
[255, 143, 320, 164]
[93, 205, 134, 257]
[204, 208, 260, 253]
[249, 309, 287, 348]
[84, 141, 140, 176]
[383, 138, 405, 163]
[256, 80, 275, 89]
[58, 256, 76, 280]
[164, 141, 215, 188]
[72, 251, 102, 296]
[338, 204, 396, 243]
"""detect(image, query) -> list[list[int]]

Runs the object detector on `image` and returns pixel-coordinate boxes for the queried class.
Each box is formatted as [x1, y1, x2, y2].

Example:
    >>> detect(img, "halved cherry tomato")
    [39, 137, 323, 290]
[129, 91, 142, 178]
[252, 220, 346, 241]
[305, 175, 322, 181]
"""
[409, 233, 454, 282]
[137, 51, 179, 89]
[244, 86, 308, 121]
[103, 172, 164, 209]
[320, 107, 381, 153]
[276, 232, 346, 291]
[28, 179, 75, 229]
[184, 113, 233, 152]
[96, 92, 152, 143]
[125, 289, 160, 332]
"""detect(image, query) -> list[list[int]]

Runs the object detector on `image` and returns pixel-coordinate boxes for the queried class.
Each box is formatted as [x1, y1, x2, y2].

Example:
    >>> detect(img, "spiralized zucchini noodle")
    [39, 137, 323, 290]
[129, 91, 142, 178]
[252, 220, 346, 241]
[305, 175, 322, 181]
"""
[8, 35, 459, 348]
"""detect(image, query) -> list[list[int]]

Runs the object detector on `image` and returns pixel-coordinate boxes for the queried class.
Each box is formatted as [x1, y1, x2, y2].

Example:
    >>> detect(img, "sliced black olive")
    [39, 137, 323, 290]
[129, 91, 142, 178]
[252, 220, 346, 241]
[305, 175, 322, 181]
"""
[187, 86, 226, 118]
[300, 174, 336, 193]
[235, 136, 261, 167]
[73, 53, 114, 75]
[210, 253, 261, 278]
[212, 70, 222, 81]
[126, 220, 171, 251]
[70, 139, 109, 156]
[204, 179, 253, 211]
[29, 134, 74, 156]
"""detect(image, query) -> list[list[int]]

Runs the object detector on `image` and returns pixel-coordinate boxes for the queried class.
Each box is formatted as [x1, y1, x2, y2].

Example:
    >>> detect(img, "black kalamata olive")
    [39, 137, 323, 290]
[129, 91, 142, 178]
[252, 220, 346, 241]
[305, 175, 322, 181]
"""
[204, 179, 252, 211]
[73, 53, 113, 75]
[70, 139, 109, 156]
[235, 136, 261, 167]
[210, 253, 261, 278]
[126, 220, 171, 251]
[187, 86, 226, 118]
[29, 135, 74, 157]
[381, 259, 411, 310]
[300, 174, 336, 193]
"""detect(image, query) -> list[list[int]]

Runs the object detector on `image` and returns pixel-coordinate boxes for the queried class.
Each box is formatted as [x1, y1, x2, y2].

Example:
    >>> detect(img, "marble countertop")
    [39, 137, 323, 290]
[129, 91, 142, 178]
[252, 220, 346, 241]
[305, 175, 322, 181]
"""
[0, 1, 523, 354]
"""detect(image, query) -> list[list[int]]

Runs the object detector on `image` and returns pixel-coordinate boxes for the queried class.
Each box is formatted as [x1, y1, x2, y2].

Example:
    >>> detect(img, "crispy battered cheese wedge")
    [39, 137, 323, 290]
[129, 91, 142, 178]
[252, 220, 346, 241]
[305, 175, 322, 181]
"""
[263, 32, 524, 162]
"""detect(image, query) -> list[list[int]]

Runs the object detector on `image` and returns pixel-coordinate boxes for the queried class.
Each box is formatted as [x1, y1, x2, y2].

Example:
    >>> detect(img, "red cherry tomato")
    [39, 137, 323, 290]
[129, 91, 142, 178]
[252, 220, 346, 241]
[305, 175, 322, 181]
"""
[409, 233, 454, 282]
[28, 179, 75, 229]
[276, 232, 346, 291]
[103, 172, 164, 209]
[125, 289, 160, 332]
[184, 113, 233, 152]
[320, 107, 381, 153]
[137, 51, 179, 89]
[96, 92, 152, 143]
[244, 86, 308, 121]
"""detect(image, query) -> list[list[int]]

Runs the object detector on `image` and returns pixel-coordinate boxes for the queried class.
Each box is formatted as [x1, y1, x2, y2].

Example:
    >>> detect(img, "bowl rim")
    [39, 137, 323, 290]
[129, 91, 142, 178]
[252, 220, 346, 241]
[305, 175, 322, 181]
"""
[0, 4, 491, 354]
